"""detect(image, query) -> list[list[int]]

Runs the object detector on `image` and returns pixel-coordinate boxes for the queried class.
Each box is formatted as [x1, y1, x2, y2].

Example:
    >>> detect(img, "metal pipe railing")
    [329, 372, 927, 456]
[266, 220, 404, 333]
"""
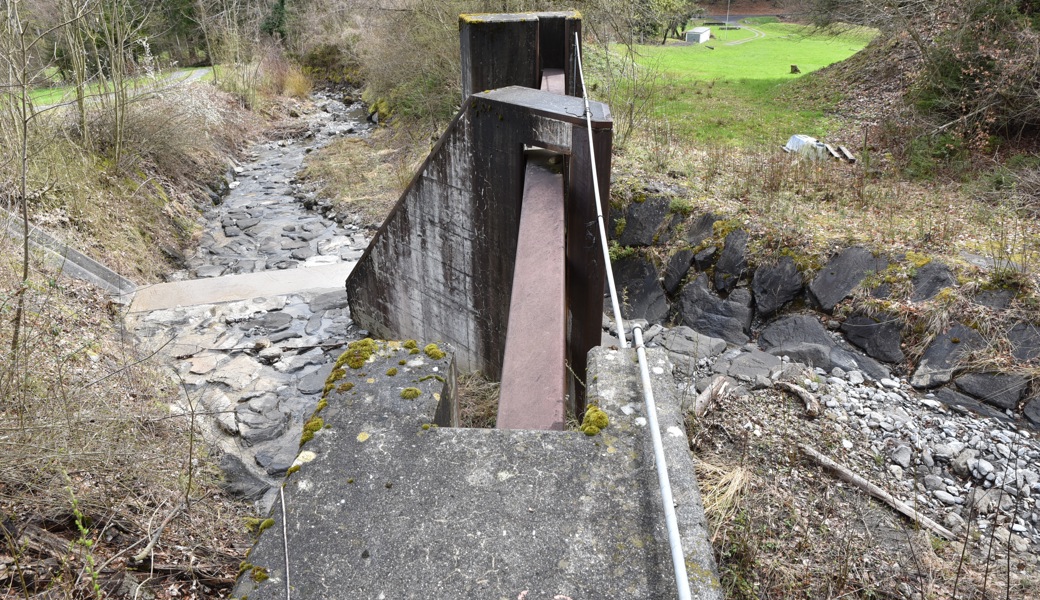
[573, 33, 693, 600]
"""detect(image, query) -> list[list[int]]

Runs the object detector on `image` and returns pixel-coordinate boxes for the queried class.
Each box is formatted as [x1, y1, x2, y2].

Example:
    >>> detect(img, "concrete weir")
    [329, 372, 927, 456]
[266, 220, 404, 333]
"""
[232, 343, 721, 600]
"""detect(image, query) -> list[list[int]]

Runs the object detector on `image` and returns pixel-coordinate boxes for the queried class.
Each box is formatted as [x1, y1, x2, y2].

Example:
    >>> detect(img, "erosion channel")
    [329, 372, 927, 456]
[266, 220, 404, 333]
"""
[126, 94, 373, 511]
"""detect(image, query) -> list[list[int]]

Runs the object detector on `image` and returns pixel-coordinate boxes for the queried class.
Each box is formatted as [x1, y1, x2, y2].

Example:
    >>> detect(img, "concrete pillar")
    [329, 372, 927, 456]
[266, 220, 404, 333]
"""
[460, 13, 540, 100]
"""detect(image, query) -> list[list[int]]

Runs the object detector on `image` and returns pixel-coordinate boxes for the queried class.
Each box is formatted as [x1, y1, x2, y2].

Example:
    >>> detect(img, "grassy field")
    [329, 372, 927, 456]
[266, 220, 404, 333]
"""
[28, 67, 212, 106]
[633, 19, 876, 145]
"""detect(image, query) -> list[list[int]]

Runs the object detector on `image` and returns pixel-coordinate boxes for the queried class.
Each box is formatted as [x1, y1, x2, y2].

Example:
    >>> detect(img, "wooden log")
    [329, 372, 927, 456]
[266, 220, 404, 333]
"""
[799, 443, 957, 540]
[775, 381, 820, 418]
[824, 143, 841, 159]
[694, 377, 729, 418]
[837, 145, 857, 163]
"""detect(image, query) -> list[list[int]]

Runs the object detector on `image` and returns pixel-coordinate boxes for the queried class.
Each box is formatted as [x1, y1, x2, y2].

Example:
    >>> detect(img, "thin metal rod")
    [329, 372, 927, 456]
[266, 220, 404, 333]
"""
[280, 486, 291, 600]
[633, 325, 693, 600]
[573, 32, 628, 349]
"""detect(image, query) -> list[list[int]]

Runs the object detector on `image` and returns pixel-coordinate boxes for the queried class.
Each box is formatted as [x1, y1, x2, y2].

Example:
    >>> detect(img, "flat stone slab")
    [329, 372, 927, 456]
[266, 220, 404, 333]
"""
[128, 261, 356, 313]
[234, 342, 722, 600]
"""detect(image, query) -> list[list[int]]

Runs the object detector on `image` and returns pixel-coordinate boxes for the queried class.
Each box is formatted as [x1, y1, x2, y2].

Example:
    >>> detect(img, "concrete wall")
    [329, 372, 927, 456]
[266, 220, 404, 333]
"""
[346, 87, 611, 379]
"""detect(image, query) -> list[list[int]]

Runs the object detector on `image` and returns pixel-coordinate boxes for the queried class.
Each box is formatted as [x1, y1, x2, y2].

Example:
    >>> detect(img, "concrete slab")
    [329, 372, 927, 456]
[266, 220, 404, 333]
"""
[128, 261, 355, 313]
[233, 342, 721, 600]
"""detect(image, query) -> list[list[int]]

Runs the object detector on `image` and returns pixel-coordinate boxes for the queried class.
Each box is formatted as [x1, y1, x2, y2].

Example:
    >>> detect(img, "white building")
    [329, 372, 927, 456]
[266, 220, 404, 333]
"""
[686, 27, 710, 44]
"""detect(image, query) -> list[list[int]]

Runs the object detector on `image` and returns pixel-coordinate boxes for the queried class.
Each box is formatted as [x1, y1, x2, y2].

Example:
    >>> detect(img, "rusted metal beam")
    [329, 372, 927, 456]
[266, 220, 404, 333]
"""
[497, 151, 567, 430]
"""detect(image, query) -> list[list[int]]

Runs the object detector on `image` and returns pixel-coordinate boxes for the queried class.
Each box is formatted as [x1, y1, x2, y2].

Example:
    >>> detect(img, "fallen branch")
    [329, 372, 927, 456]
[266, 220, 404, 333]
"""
[694, 377, 729, 418]
[800, 443, 956, 540]
[775, 381, 820, 418]
[132, 503, 185, 563]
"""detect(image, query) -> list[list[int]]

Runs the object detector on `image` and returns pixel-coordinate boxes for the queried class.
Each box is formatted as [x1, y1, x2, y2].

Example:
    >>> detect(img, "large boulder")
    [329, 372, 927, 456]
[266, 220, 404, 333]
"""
[713, 229, 749, 294]
[910, 323, 986, 389]
[954, 372, 1028, 410]
[662, 249, 694, 295]
[841, 312, 905, 364]
[616, 195, 671, 247]
[751, 257, 803, 318]
[660, 326, 727, 374]
[1008, 322, 1040, 362]
[678, 274, 752, 345]
[808, 247, 888, 313]
[760, 314, 889, 380]
[613, 253, 669, 323]
[935, 387, 1014, 423]
[684, 212, 718, 246]
[911, 261, 956, 302]
[758, 314, 833, 349]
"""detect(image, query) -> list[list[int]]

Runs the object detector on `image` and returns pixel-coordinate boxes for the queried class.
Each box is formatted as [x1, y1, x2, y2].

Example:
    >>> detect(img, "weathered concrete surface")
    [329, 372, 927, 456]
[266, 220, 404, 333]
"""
[128, 261, 355, 313]
[345, 86, 611, 380]
[233, 344, 722, 600]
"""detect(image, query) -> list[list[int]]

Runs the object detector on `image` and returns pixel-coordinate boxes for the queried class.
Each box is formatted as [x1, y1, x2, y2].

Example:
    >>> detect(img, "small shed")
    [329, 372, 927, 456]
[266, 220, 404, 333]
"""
[686, 27, 710, 44]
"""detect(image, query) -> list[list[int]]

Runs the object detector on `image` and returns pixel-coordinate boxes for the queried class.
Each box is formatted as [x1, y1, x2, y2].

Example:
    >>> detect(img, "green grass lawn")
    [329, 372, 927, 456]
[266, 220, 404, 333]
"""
[631, 20, 876, 146]
[28, 67, 212, 107]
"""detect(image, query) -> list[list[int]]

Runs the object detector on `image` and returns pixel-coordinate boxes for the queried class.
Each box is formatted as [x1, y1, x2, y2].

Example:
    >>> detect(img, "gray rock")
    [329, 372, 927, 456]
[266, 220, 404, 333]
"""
[751, 257, 802, 318]
[713, 229, 748, 294]
[910, 323, 986, 389]
[245, 311, 294, 333]
[1024, 396, 1040, 429]
[298, 363, 335, 395]
[684, 212, 718, 246]
[923, 474, 945, 491]
[677, 274, 752, 345]
[254, 435, 302, 477]
[969, 487, 1014, 514]
[891, 445, 912, 469]
[808, 247, 888, 313]
[291, 247, 317, 261]
[617, 195, 671, 247]
[613, 253, 669, 324]
[1008, 322, 1040, 362]
[954, 372, 1028, 410]
[841, 312, 905, 364]
[693, 246, 717, 272]
[236, 400, 291, 445]
[975, 289, 1014, 310]
[758, 314, 832, 350]
[934, 387, 1014, 423]
[934, 490, 963, 506]
[911, 261, 956, 302]
[952, 448, 979, 478]
[663, 249, 694, 295]
[726, 350, 781, 386]
[209, 355, 263, 390]
[660, 326, 727, 373]
[218, 453, 271, 500]
[310, 290, 350, 312]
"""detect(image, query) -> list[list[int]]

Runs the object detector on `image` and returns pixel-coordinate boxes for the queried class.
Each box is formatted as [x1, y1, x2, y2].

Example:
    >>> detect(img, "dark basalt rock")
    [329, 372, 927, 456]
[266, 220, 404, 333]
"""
[678, 274, 752, 345]
[841, 312, 905, 364]
[617, 195, 671, 247]
[1008, 322, 1040, 362]
[954, 372, 1028, 410]
[1024, 397, 1040, 429]
[684, 212, 718, 246]
[910, 323, 986, 389]
[219, 454, 271, 500]
[693, 246, 717, 271]
[758, 314, 833, 350]
[935, 387, 1014, 423]
[911, 261, 957, 302]
[808, 247, 888, 313]
[662, 249, 694, 295]
[751, 257, 803, 318]
[713, 229, 748, 295]
[974, 288, 1014, 310]
[613, 253, 669, 324]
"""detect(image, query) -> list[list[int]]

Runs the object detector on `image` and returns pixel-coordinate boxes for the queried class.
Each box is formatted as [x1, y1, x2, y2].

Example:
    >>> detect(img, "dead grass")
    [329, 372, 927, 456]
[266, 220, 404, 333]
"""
[455, 372, 499, 429]
[689, 387, 1040, 599]
[0, 241, 252, 598]
[299, 126, 423, 228]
